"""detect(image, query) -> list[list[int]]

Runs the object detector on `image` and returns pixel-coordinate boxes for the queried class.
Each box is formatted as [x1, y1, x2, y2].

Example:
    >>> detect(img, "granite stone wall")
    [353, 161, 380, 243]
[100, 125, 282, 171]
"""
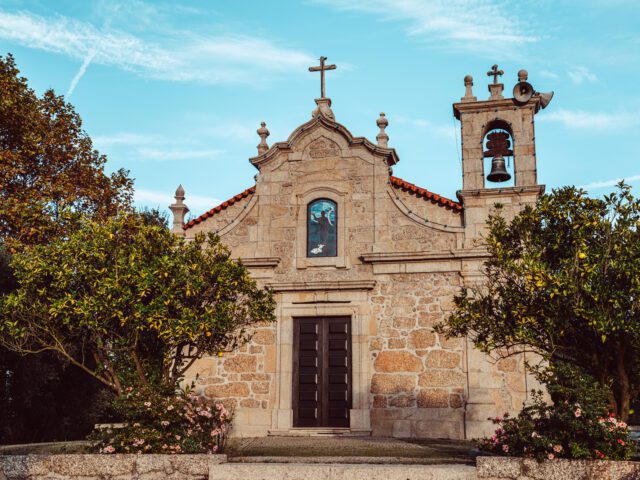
[0, 454, 226, 480]
[476, 456, 640, 480]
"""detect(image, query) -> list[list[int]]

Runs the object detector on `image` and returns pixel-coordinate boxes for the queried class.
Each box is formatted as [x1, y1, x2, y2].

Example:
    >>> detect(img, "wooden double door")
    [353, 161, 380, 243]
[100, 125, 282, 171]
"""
[293, 316, 352, 428]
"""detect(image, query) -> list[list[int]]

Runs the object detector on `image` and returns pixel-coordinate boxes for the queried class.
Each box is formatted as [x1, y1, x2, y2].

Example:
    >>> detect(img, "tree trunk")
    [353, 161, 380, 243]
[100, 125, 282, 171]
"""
[616, 345, 631, 422]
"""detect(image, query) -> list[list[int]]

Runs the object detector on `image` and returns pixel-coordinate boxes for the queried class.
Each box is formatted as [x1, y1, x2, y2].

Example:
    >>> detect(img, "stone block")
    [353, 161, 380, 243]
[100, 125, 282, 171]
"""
[223, 355, 257, 373]
[408, 329, 436, 349]
[374, 351, 423, 373]
[417, 389, 449, 408]
[426, 350, 461, 369]
[418, 370, 465, 388]
[371, 374, 416, 394]
[205, 382, 250, 398]
[251, 329, 275, 345]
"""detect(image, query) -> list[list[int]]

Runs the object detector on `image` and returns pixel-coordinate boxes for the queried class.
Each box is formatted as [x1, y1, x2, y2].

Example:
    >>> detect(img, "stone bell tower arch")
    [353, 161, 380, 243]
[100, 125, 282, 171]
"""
[454, 66, 554, 438]
[454, 66, 552, 247]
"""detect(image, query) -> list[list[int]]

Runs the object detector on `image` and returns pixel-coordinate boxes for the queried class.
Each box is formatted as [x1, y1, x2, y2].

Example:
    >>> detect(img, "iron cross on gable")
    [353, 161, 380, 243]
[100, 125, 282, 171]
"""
[309, 56, 337, 98]
[487, 64, 504, 84]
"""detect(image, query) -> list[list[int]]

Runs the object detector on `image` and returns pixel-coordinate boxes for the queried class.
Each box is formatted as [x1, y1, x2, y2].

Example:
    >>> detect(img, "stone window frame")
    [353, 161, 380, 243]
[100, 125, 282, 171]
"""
[296, 187, 348, 269]
[306, 197, 338, 258]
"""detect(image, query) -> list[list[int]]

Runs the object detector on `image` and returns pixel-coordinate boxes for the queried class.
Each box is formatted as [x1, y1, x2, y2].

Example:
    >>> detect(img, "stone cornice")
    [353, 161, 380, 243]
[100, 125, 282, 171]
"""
[453, 96, 541, 119]
[267, 280, 376, 292]
[248, 114, 399, 170]
[456, 185, 545, 202]
[241, 257, 281, 268]
[360, 248, 489, 264]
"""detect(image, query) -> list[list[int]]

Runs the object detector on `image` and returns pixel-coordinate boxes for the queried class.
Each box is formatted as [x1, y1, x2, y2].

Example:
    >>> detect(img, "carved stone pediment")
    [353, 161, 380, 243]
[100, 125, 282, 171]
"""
[307, 136, 340, 159]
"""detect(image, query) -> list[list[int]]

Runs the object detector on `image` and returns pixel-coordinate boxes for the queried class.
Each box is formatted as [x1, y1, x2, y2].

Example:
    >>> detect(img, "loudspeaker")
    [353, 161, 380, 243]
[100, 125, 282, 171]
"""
[539, 91, 554, 109]
[513, 81, 534, 104]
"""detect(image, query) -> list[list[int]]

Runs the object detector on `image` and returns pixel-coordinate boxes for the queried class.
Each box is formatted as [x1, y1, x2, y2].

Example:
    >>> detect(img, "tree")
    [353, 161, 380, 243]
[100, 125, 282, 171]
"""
[435, 184, 640, 421]
[0, 53, 132, 249]
[0, 214, 275, 395]
[0, 52, 132, 443]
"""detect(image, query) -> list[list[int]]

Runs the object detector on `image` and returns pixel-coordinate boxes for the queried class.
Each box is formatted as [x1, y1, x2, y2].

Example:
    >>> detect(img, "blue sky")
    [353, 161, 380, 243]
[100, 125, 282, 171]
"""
[1, 0, 639, 218]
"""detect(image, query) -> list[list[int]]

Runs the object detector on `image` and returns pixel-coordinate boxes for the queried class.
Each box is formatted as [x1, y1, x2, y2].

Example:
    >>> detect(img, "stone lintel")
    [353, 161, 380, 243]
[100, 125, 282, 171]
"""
[240, 257, 281, 268]
[267, 280, 376, 292]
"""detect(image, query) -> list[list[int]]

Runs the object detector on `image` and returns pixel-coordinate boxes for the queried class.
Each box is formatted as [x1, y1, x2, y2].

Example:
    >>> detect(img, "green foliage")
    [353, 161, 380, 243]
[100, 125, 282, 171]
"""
[436, 183, 640, 419]
[0, 214, 276, 395]
[0, 54, 132, 249]
[479, 364, 635, 461]
[88, 386, 232, 454]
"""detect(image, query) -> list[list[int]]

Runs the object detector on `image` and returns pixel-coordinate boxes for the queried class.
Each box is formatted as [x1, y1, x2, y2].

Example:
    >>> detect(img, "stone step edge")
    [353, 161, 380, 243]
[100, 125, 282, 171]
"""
[228, 456, 474, 465]
[209, 463, 477, 480]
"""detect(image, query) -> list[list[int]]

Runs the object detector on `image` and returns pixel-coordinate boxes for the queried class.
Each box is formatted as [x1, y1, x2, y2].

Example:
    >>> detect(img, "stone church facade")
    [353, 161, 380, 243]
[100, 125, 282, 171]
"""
[169, 65, 553, 439]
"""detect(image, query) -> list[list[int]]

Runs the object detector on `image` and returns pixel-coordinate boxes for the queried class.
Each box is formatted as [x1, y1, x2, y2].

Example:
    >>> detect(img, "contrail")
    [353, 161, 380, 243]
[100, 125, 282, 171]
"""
[66, 49, 97, 97]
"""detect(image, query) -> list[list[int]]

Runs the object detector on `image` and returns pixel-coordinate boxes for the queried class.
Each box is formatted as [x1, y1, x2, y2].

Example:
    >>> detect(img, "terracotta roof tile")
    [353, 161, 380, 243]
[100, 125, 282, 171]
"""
[389, 176, 462, 212]
[183, 185, 255, 230]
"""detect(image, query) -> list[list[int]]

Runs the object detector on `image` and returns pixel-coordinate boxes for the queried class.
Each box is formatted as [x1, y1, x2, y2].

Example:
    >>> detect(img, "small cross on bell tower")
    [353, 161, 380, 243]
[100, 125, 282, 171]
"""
[486, 64, 504, 100]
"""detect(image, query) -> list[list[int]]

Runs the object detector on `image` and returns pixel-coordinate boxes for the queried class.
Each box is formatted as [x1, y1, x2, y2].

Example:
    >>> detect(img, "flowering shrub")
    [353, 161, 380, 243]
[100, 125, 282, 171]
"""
[88, 387, 232, 454]
[479, 363, 636, 461]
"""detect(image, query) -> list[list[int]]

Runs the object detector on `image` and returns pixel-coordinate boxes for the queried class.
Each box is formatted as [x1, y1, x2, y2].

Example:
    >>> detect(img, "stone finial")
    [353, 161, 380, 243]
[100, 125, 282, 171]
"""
[461, 74, 476, 102]
[312, 97, 335, 120]
[487, 64, 505, 100]
[518, 69, 528, 82]
[169, 184, 189, 236]
[376, 112, 389, 147]
[256, 122, 270, 155]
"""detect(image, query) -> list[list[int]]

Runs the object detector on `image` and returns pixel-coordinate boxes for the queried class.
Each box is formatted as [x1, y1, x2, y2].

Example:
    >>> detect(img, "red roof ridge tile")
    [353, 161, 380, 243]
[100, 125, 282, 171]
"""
[183, 185, 256, 230]
[389, 176, 463, 212]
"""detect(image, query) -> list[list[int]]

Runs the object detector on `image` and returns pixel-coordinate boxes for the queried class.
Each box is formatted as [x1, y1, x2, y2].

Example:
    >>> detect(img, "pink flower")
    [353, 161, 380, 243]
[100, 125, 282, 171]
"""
[548, 453, 555, 460]
[553, 445, 563, 453]
[161, 420, 170, 427]
[144, 401, 152, 407]
[102, 445, 115, 454]
[175, 435, 181, 440]
[618, 439, 626, 446]
[595, 450, 605, 459]
[574, 408, 582, 418]
[502, 444, 509, 453]
[167, 405, 174, 411]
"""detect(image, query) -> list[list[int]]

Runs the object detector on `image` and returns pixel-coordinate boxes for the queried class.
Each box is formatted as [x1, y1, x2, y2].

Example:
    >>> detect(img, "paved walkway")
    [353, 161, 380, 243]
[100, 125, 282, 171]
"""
[226, 436, 476, 465]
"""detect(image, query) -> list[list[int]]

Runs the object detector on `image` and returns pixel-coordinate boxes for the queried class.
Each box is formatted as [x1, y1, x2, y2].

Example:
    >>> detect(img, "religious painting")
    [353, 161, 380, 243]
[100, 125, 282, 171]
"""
[307, 199, 337, 257]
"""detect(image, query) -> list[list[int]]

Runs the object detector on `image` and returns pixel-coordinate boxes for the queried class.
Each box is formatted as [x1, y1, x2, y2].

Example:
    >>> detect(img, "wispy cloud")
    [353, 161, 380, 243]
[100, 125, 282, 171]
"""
[135, 188, 221, 211]
[539, 109, 639, 130]
[567, 66, 598, 85]
[539, 69, 559, 79]
[93, 132, 223, 162]
[395, 115, 457, 140]
[313, 0, 537, 55]
[579, 175, 640, 190]
[136, 148, 223, 161]
[0, 10, 314, 86]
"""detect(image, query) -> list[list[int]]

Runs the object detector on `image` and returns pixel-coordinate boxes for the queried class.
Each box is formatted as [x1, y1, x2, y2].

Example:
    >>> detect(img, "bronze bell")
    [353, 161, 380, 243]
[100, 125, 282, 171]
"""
[487, 154, 511, 183]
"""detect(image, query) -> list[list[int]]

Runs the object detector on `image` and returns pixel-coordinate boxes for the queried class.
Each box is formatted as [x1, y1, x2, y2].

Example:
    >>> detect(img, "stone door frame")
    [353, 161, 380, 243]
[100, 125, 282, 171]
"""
[270, 289, 373, 433]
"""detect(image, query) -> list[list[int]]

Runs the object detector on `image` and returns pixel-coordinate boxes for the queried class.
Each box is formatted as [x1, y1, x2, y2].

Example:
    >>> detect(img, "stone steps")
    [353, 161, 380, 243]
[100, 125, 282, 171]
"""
[209, 462, 477, 480]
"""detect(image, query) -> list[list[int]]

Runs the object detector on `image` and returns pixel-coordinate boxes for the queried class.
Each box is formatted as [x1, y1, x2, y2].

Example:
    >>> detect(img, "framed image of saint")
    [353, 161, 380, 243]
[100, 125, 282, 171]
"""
[307, 199, 337, 257]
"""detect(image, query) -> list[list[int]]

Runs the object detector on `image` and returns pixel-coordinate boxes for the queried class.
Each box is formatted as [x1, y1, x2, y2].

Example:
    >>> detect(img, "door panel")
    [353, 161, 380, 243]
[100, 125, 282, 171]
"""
[293, 316, 351, 428]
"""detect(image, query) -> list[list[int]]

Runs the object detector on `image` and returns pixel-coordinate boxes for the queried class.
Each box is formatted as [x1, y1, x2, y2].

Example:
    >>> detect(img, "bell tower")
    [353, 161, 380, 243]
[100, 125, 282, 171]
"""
[453, 66, 553, 246]
[454, 67, 554, 438]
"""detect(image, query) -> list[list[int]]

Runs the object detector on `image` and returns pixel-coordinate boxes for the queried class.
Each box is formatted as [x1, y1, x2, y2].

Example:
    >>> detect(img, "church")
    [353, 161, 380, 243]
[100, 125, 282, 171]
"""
[169, 59, 554, 439]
